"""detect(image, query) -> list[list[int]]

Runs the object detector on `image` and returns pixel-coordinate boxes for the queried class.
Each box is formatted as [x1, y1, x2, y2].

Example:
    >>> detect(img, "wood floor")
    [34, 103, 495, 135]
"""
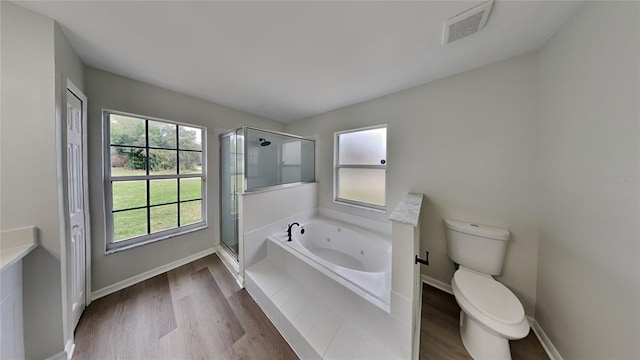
[74, 255, 548, 360]
[420, 283, 548, 360]
[73, 254, 297, 360]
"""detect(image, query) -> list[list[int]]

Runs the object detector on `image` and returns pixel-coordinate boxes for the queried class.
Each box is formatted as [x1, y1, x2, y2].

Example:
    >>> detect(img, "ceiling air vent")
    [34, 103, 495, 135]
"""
[443, 0, 494, 45]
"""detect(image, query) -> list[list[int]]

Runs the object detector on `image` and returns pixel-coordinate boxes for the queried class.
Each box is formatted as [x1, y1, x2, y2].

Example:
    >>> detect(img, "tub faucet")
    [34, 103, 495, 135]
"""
[287, 222, 300, 242]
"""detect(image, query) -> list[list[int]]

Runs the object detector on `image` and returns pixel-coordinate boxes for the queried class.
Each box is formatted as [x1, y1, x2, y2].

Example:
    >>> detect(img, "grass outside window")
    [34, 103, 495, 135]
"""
[105, 110, 206, 249]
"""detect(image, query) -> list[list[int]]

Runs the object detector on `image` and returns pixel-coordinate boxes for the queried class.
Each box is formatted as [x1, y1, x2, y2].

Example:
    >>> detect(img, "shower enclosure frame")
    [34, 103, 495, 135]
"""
[219, 126, 316, 260]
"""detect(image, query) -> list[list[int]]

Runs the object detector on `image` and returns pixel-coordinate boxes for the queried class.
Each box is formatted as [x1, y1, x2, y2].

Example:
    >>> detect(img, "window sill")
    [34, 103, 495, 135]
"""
[242, 181, 317, 195]
[334, 199, 386, 214]
[105, 223, 207, 255]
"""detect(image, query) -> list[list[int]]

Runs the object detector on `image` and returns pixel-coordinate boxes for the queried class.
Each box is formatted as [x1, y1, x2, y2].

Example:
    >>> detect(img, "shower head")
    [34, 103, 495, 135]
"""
[259, 138, 271, 147]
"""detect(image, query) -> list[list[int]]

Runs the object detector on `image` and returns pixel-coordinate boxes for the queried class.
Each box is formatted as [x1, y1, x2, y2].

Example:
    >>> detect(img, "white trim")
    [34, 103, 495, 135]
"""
[58, 78, 91, 358]
[102, 109, 208, 253]
[214, 244, 244, 288]
[104, 224, 208, 255]
[67, 79, 92, 309]
[56, 76, 70, 360]
[44, 351, 67, 360]
[421, 274, 453, 294]
[333, 124, 388, 212]
[91, 247, 215, 301]
[64, 339, 75, 360]
[530, 317, 564, 360]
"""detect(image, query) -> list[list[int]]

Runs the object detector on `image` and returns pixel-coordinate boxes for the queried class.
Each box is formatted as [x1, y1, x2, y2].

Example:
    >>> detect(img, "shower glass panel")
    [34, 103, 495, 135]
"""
[219, 133, 241, 258]
[219, 127, 314, 260]
[245, 128, 315, 191]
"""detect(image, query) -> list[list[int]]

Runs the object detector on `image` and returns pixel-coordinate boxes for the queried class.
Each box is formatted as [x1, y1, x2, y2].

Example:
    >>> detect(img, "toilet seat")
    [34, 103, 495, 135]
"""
[454, 268, 523, 324]
[452, 268, 529, 340]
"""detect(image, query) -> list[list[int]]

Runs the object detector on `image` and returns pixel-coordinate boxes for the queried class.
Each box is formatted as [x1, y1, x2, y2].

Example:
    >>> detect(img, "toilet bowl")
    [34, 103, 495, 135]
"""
[443, 219, 530, 360]
[452, 267, 529, 360]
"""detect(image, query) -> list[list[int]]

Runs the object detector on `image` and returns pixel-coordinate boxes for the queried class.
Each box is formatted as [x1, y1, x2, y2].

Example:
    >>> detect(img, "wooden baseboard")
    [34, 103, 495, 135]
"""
[421, 274, 453, 294]
[91, 248, 216, 301]
[530, 317, 564, 360]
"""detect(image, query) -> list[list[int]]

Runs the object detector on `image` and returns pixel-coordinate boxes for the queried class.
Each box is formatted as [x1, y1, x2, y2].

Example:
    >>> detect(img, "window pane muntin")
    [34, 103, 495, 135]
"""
[148, 120, 177, 149]
[112, 180, 147, 211]
[179, 151, 202, 174]
[113, 209, 148, 242]
[110, 114, 146, 147]
[106, 110, 206, 248]
[337, 168, 386, 207]
[149, 149, 177, 175]
[150, 179, 177, 205]
[110, 146, 147, 177]
[180, 200, 202, 226]
[179, 126, 202, 151]
[150, 204, 178, 233]
[335, 125, 387, 209]
[338, 127, 387, 166]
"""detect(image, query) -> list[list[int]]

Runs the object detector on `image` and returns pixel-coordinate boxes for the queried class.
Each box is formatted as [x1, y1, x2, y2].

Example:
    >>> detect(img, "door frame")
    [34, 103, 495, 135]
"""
[218, 131, 239, 259]
[58, 78, 91, 357]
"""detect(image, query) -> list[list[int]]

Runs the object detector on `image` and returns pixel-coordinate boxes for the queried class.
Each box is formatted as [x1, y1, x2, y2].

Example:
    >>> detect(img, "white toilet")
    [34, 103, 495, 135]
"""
[444, 219, 529, 360]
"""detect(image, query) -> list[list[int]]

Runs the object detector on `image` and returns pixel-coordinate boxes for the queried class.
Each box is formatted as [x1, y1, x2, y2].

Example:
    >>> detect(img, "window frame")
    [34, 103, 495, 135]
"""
[333, 124, 387, 212]
[103, 109, 207, 254]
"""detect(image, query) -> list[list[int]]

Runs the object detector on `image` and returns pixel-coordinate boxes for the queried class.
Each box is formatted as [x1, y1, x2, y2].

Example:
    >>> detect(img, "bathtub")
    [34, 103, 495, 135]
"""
[269, 217, 391, 307]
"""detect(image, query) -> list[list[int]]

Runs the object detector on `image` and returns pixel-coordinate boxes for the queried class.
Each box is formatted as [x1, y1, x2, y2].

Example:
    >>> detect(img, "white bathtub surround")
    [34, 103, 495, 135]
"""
[318, 208, 392, 237]
[284, 217, 391, 309]
[245, 198, 426, 359]
[388, 193, 424, 360]
[245, 207, 423, 359]
[239, 182, 318, 281]
[246, 239, 403, 359]
[242, 208, 318, 275]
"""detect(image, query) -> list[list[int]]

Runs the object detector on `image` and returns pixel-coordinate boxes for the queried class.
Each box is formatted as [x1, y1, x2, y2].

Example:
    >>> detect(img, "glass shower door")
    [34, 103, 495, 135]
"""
[219, 133, 239, 259]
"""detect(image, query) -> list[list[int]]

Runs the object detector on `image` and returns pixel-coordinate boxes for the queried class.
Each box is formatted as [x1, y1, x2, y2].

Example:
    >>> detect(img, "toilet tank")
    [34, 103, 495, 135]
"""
[443, 219, 510, 276]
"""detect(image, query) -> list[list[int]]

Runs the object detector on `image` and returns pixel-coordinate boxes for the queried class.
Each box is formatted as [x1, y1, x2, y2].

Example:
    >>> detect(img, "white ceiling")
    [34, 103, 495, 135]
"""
[21, 1, 583, 123]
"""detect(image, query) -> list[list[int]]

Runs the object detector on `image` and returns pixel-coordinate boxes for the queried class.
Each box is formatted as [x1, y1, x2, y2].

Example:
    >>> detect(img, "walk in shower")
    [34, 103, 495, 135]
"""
[219, 127, 315, 259]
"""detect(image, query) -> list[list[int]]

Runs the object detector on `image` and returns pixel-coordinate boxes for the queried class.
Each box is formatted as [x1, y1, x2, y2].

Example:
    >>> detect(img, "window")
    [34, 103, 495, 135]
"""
[334, 125, 387, 211]
[104, 110, 206, 252]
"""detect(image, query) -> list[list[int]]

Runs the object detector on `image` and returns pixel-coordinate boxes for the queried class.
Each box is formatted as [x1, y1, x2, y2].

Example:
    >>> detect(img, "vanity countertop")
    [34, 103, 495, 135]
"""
[1, 226, 38, 271]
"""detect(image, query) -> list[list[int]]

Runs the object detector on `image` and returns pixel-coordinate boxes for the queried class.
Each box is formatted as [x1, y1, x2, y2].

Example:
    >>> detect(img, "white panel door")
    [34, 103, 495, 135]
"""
[66, 88, 86, 328]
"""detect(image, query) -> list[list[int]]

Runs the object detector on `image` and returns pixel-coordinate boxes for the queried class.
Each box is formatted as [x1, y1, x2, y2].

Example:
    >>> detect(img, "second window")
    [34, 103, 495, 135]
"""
[334, 125, 387, 211]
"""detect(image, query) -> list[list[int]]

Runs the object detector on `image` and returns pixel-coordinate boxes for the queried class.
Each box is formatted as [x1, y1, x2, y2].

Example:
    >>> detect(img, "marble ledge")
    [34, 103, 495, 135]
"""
[388, 193, 424, 227]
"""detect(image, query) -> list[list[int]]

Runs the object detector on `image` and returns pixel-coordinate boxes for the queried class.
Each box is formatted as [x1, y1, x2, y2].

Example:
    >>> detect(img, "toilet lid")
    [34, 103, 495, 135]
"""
[454, 269, 524, 325]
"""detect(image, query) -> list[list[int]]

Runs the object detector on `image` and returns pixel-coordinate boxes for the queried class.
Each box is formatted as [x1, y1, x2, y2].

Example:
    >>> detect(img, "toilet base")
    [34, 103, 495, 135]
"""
[460, 311, 512, 360]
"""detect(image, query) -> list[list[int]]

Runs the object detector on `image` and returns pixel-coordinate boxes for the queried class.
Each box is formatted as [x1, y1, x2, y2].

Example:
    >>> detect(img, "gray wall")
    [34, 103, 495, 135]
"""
[55, 25, 84, 91]
[85, 67, 284, 291]
[537, 2, 640, 358]
[0, 2, 64, 358]
[285, 52, 541, 314]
